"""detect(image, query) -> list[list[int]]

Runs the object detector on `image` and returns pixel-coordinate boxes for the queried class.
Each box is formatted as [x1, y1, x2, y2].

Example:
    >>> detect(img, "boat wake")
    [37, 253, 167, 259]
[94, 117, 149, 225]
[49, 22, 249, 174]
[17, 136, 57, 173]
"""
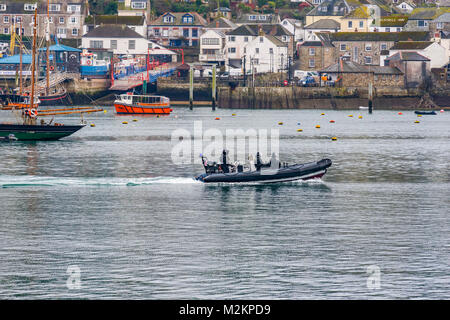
[0, 175, 199, 188]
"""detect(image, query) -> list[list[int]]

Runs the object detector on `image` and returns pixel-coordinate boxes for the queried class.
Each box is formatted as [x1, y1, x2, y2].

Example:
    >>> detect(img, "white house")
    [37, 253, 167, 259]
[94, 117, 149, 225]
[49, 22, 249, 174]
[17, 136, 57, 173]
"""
[396, 2, 415, 14]
[280, 18, 303, 41]
[82, 24, 165, 56]
[243, 35, 288, 73]
[389, 41, 448, 68]
[199, 30, 226, 65]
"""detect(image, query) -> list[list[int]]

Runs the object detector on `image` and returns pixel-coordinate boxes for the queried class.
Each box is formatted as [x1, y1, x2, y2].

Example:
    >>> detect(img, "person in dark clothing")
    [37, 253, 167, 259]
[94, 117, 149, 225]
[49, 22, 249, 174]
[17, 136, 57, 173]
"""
[222, 150, 229, 173]
[255, 152, 262, 171]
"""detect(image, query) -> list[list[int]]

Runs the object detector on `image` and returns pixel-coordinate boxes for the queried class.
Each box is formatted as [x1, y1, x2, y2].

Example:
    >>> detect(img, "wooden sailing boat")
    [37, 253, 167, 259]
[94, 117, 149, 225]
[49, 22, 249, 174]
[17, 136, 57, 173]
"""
[0, 8, 85, 141]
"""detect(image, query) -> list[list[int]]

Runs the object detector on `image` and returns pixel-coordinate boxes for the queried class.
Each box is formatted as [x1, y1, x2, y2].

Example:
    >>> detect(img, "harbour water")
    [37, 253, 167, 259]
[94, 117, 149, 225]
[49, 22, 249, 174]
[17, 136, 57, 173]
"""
[0, 108, 449, 299]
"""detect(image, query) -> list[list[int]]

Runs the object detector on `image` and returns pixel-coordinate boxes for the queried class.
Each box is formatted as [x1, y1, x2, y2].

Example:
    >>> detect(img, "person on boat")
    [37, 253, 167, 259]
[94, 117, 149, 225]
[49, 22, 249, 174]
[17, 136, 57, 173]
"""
[221, 150, 230, 173]
[255, 152, 263, 171]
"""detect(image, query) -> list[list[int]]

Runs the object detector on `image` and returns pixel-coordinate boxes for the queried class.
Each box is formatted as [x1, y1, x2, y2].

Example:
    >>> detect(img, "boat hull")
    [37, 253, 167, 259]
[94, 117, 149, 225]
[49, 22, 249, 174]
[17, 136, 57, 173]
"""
[114, 103, 172, 115]
[196, 159, 332, 184]
[414, 110, 436, 115]
[38, 92, 69, 106]
[0, 123, 85, 141]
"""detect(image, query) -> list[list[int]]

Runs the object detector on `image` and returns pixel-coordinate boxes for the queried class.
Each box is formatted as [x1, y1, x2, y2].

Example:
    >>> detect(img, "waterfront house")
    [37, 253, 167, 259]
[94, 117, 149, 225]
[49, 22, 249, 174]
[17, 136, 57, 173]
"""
[430, 12, 450, 35]
[148, 12, 207, 47]
[38, 43, 81, 73]
[82, 24, 164, 56]
[0, 0, 87, 39]
[388, 41, 448, 68]
[224, 24, 294, 70]
[303, 19, 340, 41]
[319, 60, 404, 88]
[83, 15, 147, 38]
[340, 6, 372, 32]
[305, 0, 352, 25]
[298, 40, 336, 71]
[385, 51, 431, 88]
[243, 35, 289, 74]
[199, 30, 226, 65]
[317, 31, 430, 66]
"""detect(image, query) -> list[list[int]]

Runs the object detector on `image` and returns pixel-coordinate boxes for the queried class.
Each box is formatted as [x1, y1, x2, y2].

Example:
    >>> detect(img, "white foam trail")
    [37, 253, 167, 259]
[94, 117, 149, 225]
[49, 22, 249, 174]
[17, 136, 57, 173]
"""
[0, 175, 199, 188]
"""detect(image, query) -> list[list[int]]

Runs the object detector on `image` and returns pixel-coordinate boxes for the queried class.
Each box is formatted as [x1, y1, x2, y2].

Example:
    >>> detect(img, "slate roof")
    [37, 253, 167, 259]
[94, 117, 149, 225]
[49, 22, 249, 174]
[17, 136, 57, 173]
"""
[307, 0, 351, 17]
[318, 31, 429, 42]
[235, 13, 280, 24]
[390, 41, 433, 50]
[227, 24, 293, 36]
[265, 35, 288, 47]
[320, 60, 403, 74]
[82, 25, 145, 39]
[433, 12, 450, 23]
[304, 19, 341, 30]
[408, 7, 450, 20]
[0, 54, 32, 64]
[206, 17, 237, 29]
[301, 41, 325, 47]
[385, 51, 430, 61]
[85, 15, 146, 26]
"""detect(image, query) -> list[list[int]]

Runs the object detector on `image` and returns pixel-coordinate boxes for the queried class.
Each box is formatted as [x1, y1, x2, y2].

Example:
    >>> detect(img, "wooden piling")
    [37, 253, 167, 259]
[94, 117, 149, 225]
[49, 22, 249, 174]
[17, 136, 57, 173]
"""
[212, 65, 216, 111]
[189, 67, 193, 110]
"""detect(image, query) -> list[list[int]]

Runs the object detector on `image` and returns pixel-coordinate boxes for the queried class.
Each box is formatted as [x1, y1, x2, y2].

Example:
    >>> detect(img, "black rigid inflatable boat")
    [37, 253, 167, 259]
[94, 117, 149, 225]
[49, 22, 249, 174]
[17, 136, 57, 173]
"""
[196, 151, 332, 184]
[414, 110, 437, 115]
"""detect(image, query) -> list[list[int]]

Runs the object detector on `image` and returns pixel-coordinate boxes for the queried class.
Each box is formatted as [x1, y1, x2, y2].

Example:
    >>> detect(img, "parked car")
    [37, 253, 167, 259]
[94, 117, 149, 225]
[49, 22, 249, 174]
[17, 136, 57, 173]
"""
[219, 72, 229, 79]
[299, 76, 316, 87]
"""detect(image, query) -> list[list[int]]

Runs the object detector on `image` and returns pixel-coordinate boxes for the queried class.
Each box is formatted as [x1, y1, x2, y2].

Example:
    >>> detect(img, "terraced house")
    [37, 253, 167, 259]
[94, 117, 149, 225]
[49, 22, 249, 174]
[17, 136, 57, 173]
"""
[404, 6, 450, 31]
[317, 31, 429, 66]
[0, 0, 86, 39]
[148, 12, 207, 47]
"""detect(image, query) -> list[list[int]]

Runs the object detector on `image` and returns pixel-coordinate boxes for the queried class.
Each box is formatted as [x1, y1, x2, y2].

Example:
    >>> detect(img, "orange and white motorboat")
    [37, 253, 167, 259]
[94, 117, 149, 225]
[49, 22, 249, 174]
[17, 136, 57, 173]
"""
[114, 93, 172, 115]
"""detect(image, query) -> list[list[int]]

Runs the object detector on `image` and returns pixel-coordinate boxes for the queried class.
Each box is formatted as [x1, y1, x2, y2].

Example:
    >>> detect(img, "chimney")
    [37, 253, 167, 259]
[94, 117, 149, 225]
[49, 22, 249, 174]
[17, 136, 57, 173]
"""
[216, 21, 219, 28]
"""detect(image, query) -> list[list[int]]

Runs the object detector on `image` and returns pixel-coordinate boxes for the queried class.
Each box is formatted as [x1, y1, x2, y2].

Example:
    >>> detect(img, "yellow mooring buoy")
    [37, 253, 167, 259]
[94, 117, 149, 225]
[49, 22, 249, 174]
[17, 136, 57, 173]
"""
[331, 137, 337, 141]
[90, 123, 95, 127]
[122, 121, 128, 124]
[297, 129, 303, 132]
[348, 115, 353, 117]
[278, 122, 283, 125]
[133, 119, 138, 122]
[315, 125, 321, 128]
[358, 115, 363, 119]
[414, 120, 420, 123]
[321, 113, 325, 115]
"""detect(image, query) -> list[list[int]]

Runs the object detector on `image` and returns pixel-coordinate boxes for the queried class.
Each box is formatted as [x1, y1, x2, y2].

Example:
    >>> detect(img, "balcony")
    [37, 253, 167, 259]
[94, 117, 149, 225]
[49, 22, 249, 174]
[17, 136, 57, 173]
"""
[199, 54, 225, 62]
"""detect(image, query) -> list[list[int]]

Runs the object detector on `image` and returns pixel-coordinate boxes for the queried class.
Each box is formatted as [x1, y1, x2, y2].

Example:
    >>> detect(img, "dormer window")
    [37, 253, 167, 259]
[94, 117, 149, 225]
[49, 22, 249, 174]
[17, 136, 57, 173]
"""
[24, 3, 37, 11]
[182, 15, 193, 24]
[49, 4, 61, 12]
[259, 15, 266, 21]
[0, 4, 7, 11]
[163, 15, 174, 23]
[67, 5, 80, 13]
[131, 1, 146, 9]
[249, 15, 257, 20]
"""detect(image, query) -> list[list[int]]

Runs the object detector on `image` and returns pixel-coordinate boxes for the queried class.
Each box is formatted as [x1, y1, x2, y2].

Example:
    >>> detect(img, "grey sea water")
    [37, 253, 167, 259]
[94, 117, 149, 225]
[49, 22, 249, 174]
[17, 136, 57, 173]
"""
[0, 108, 449, 299]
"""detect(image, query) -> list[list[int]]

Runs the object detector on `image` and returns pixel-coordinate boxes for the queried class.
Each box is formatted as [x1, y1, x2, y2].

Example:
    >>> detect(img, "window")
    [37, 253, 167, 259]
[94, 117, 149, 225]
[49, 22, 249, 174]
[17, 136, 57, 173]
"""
[244, 36, 248, 42]
[71, 28, 78, 36]
[402, 4, 406, 9]
[70, 17, 78, 24]
[128, 40, 135, 50]
[259, 15, 266, 21]
[192, 40, 198, 47]
[309, 59, 315, 68]
[282, 35, 288, 42]
[385, 27, 390, 32]
[228, 36, 235, 42]
[202, 38, 219, 45]
[59, 17, 65, 24]
[255, 48, 259, 54]
[260, 36, 263, 43]
[3, 16, 9, 24]
[228, 47, 236, 53]
[365, 43, 372, 51]
[49, 4, 60, 12]
[253, 58, 259, 64]
[359, 21, 363, 28]
[162, 29, 168, 37]
[67, 5, 80, 13]
[381, 43, 387, 50]
[163, 15, 174, 23]
[348, 21, 353, 28]
[353, 46, 358, 62]
[243, 47, 246, 54]
[249, 15, 257, 21]
[15, 16, 22, 23]
[90, 40, 103, 48]
[57, 28, 66, 35]
[418, 20, 427, 27]
[182, 15, 193, 24]
[437, 22, 443, 29]
[340, 44, 346, 51]
[309, 48, 315, 55]
[397, 27, 401, 32]
[24, 4, 37, 11]
[49, 17, 53, 23]
[131, 1, 146, 9]
[192, 28, 198, 37]
[0, 4, 6, 11]
[269, 48, 273, 54]
[3, 27, 8, 34]
[364, 56, 372, 65]
[154, 28, 160, 36]
[183, 28, 189, 38]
